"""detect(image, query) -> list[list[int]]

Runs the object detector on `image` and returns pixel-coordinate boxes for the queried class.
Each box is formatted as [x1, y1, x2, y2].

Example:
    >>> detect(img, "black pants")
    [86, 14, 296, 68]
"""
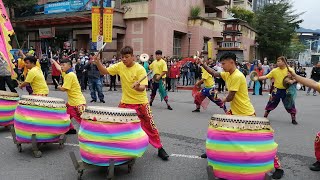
[110, 75, 116, 90]
[166, 77, 171, 91]
[253, 80, 263, 95]
[52, 76, 61, 89]
[0, 76, 17, 93]
[42, 68, 49, 80]
[82, 74, 88, 90]
[217, 78, 225, 92]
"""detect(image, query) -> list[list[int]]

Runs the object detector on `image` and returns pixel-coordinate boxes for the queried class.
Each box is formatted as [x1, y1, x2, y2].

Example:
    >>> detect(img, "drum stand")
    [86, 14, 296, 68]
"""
[207, 165, 272, 180]
[10, 126, 66, 158]
[69, 152, 135, 180]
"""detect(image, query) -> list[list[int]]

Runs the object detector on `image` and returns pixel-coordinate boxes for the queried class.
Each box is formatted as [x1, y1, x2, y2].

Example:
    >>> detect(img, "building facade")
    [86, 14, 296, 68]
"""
[10, 0, 257, 61]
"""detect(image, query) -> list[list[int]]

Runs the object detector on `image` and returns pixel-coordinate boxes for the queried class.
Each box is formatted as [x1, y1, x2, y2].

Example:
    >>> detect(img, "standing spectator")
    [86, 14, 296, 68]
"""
[40, 54, 50, 80]
[0, 55, 17, 93]
[214, 62, 225, 93]
[52, 58, 61, 90]
[84, 53, 105, 103]
[169, 60, 180, 92]
[253, 63, 264, 95]
[297, 67, 307, 91]
[181, 62, 189, 86]
[307, 62, 320, 96]
[262, 60, 270, 89]
[109, 61, 117, 91]
[82, 56, 89, 90]
[166, 59, 172, 91]
[75, 58, 84, 89]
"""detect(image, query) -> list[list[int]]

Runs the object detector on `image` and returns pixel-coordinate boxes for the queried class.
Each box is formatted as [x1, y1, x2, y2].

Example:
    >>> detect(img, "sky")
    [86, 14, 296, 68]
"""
[291, 0, 319, 30]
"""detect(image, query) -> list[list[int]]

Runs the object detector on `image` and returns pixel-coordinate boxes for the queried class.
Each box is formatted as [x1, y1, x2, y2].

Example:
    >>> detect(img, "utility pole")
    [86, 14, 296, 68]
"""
[99, 0, 104, 59]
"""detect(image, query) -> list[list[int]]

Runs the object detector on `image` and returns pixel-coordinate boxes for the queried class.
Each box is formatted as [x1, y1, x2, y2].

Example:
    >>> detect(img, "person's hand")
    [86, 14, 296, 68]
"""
[288, 69, 296, 78]
[132, 81, 140, 89]
[288, 80, 295, 85]
[92, 56, 101, 65]
[18, 84, 23, 89]
[155, 76, 161, 81]
[195, 81, 201, 87]
[57, 86, 63, 91]
[222, 97, 227, 103]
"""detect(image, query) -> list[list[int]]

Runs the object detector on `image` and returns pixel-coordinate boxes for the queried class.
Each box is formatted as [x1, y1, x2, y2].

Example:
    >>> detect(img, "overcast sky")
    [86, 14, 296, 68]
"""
[291, 0, 319, 30]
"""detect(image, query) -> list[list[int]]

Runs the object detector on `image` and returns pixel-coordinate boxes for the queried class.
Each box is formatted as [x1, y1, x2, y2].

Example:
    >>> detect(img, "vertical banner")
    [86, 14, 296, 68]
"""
[103, 8, 113, 43]
[91, 7, 100, 43]
[208, 41, 213, 59]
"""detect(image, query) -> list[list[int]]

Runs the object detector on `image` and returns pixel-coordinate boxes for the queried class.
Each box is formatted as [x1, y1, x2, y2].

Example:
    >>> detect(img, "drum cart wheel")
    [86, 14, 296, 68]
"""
[31, 134, 42, 158]
[69, 152, 136, 180]
[207, 165, 272, 180]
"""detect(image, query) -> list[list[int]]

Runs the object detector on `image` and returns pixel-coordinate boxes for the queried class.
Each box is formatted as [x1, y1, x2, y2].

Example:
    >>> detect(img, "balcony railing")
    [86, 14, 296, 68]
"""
[122, 0, 148, 4]
[218, 42, 241, 48]
[203, 0, 230, 7]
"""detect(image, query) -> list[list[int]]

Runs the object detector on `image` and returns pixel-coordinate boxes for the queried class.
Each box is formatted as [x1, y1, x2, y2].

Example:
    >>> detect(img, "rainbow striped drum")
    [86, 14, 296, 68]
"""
[206, 114, 278, 180]
[13, 95, 71, 143]
[79, 106, 149, 166]
[0, 90, 19, 126]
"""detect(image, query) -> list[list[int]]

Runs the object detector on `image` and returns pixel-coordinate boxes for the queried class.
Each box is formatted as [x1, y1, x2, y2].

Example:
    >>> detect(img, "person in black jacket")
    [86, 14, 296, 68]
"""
[307, 63, 320, 96]
[75, 59, 84, 88]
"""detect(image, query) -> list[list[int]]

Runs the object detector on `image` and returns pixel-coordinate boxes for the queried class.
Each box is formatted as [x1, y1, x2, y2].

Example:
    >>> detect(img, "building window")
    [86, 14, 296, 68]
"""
[173, 35, 182, 58]
[203, 38, 210, 52]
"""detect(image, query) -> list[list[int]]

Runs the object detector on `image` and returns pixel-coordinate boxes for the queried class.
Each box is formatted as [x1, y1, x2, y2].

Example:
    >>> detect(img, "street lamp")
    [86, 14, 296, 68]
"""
[187, 32, 192, 57]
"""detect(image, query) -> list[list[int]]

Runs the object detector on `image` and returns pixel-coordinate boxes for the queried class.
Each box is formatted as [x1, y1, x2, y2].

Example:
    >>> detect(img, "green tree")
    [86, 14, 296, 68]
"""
[255, 0, 303, 61]
[284, 34, 307, 59]
[3, 0, 38, 17]
[228, 6, 256, 26]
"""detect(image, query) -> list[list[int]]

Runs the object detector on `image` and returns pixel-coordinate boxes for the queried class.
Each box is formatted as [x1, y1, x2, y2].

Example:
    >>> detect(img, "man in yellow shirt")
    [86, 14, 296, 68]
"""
[288, 70, 320, 171]
[200, 52, 284, 179]
[258, 56, 297, 125]
[192, 59, 226, 113]
[51, 59, 86, 135]
[94, 46, 169, 161]
[149, 50, 173, 110]
[18, 56, 49, 96]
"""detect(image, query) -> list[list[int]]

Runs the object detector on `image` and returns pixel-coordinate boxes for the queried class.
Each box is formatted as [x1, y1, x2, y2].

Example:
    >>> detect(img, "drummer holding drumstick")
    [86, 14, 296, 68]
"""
[51, 59, 86, 135]
[93, 46, 170, 161]
[199, 52, 284, 179]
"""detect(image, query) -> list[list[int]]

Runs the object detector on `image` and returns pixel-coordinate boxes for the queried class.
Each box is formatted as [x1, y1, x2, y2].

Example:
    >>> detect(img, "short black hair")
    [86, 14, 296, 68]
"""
[220, 52, 237, 62]
[120, 46, 133, 55]
[60, 59, 72, 66]
[155, 50, 162, 55]
[24, 56, 37, 64]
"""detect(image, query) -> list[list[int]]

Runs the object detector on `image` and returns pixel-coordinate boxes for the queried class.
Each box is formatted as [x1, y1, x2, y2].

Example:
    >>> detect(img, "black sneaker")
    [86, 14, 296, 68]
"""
[66, 129, 77, 135]
[192, 109, 200, 112]
[108, 89, 112, 91]
[100, 100, 105, 103]
[90, 100, 97, 103]
[200, 153, 207, 158]
[310, 161, 320, 171]
[272, 169, 284, 179]
[292, 120, 298, 125]
[150, 102, 152, 106]
[158, 147, 169, 160]
[167, 106, 173, 110]
[114, 89, 117, 91]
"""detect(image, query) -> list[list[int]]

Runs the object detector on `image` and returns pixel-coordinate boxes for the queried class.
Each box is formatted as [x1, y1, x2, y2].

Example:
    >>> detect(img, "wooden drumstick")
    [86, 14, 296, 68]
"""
[54, 79, 60, 86]
[132, 70, 153, 88]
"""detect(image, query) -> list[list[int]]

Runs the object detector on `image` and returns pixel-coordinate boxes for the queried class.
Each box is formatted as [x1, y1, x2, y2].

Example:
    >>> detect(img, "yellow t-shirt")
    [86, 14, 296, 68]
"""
[149, 59, 168, 78]
[221, 69, 255, 116]
[266, 67, 293, 89]
[25, 66, 49, 95]
[62, 72, 86, 106]
[23, 61, 41, 78]
[107, 62, 148, 104]
[201, 67, 214, 88]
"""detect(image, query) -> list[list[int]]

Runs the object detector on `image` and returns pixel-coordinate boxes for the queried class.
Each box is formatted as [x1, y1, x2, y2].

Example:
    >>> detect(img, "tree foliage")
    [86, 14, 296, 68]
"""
[284, 34, 307, 59]
[228, 6, 256, 26]
[3, 0, 37, 9]
[255, 0, 303, 60]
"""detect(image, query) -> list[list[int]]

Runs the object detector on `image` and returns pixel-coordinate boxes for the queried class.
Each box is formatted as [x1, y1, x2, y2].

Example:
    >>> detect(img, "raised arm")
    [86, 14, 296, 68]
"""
[199, 61, 221, 78]
[50, 59, 62, 72]
[93, 57, 109, 75]
[258, 75, 268, 81]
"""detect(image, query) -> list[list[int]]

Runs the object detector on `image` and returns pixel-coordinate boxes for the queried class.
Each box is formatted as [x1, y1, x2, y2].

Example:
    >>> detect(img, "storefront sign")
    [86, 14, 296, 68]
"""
[39, 28, 55, 38]
[103, 8, 113, 43]
[91, 7, 100, 43]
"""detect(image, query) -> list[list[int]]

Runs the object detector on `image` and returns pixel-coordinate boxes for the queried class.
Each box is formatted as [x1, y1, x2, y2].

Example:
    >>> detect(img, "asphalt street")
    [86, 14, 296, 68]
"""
[0, 85, 320, 180]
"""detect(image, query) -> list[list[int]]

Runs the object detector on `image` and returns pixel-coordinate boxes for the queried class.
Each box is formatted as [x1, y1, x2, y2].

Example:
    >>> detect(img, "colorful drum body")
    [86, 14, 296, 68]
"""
[0, 90, 19, 126]
[79, 106, 149, 166]
[14, 95, 71, 143]
[206, 114, 278, 180]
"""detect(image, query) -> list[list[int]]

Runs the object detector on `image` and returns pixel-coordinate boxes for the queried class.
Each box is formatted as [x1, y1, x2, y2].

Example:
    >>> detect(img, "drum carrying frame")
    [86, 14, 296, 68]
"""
[9, 126, 66, 158]
[69, 151, 135, 180]
[206, 165, 273, 180]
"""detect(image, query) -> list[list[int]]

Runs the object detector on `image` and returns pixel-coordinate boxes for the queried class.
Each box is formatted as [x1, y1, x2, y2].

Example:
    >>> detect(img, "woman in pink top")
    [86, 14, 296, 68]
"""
[169, 60, 180, 92]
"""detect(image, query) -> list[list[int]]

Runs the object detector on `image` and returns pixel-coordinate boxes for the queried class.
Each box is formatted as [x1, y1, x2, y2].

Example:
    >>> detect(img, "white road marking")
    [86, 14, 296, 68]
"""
[170, 154, 202, 159]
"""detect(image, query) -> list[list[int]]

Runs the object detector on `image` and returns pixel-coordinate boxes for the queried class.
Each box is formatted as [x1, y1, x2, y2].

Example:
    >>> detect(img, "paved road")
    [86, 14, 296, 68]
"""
[0, 86, 320, 180]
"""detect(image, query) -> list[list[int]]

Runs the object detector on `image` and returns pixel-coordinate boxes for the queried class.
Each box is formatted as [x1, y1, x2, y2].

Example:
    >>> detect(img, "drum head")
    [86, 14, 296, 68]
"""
[81, 106, 139, 123]
[0, 90, 19, 101]
[210, 114, 272, 130]
[19, 95, 66, 108]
